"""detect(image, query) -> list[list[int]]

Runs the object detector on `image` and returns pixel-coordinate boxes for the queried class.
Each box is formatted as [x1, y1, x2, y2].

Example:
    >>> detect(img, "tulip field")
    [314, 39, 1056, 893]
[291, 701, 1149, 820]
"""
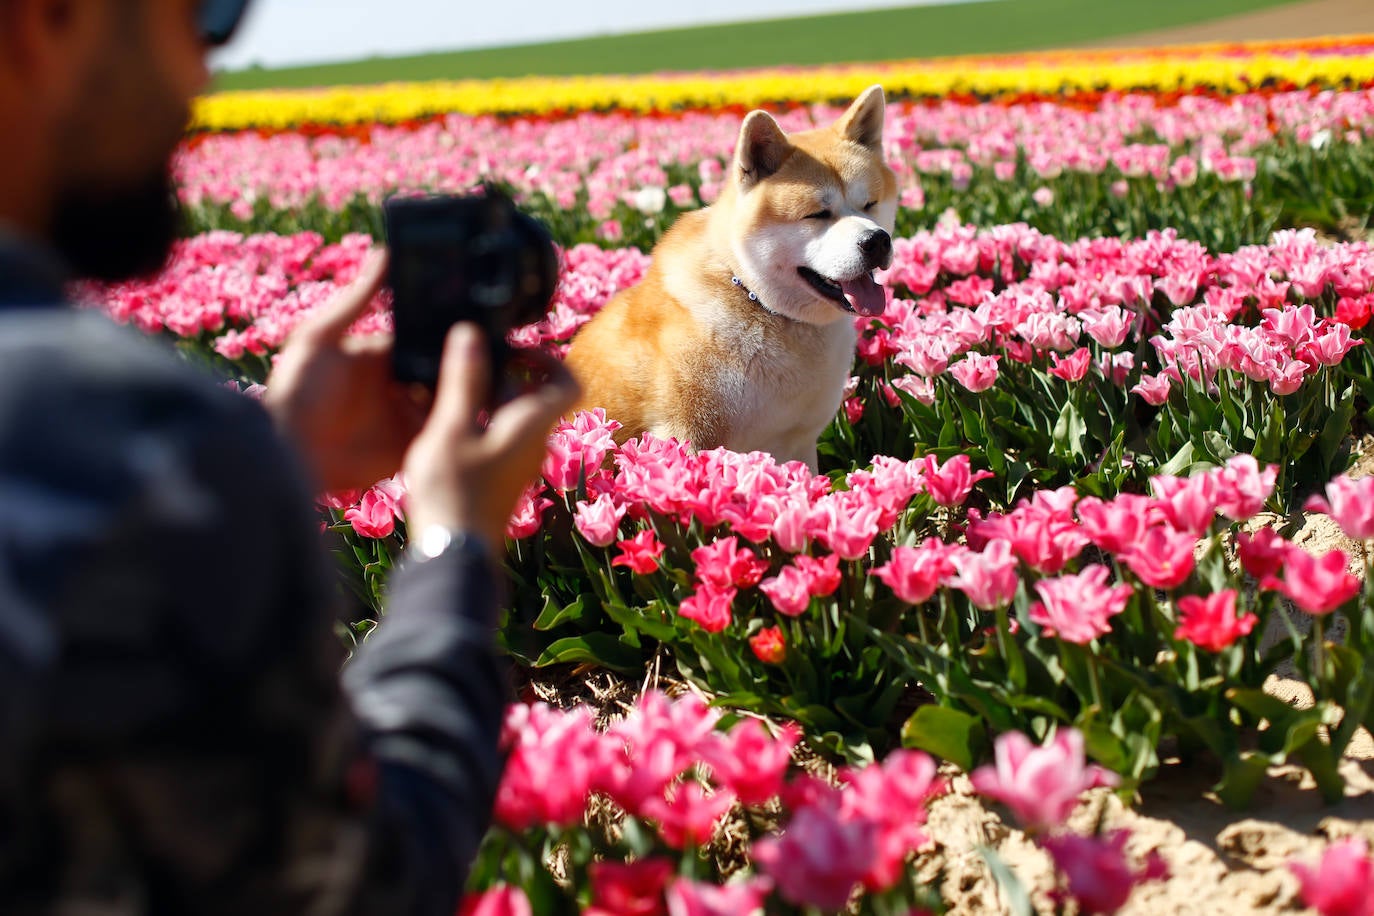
[88, 35, 1374, 915]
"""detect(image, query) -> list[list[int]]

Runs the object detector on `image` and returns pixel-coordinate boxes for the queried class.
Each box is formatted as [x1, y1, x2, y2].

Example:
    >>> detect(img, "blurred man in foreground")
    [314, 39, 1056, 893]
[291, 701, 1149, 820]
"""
[0, 1, 577, 912]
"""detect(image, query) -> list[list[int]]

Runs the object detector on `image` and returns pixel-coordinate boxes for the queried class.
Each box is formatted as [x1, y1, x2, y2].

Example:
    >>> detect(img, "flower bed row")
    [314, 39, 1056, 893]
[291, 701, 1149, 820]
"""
[85, 222, 1374, 503]
[463, 690, 1174, 915]
[86, 219, 1374, 809]
[469, 688, 1374, 915]
[192, 36, 1374, 129]
[335, 413, 1374, 809]
[178, 88, 1374, 252]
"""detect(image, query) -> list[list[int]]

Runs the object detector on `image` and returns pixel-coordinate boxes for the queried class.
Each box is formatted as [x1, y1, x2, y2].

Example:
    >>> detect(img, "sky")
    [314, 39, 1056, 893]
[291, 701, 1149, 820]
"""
[211, 0, 986, 70]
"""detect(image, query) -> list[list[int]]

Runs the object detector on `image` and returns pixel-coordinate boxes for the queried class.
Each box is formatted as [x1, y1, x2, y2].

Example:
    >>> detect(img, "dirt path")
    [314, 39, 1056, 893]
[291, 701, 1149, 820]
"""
[1082, 0, 1374, 48]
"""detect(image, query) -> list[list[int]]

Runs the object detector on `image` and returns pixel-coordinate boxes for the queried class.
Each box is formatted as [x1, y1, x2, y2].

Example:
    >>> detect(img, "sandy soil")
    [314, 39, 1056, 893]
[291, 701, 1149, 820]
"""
[1081, 0, 1374, 48]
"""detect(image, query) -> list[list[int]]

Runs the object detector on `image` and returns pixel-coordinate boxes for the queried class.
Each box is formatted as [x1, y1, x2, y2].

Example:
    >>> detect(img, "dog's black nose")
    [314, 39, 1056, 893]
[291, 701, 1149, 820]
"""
[860, 228, 892, 265]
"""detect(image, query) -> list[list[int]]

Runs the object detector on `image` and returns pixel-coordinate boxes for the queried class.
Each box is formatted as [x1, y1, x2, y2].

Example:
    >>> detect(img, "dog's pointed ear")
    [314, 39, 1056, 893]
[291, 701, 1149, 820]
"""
[834, 85, 886, 151]
[734, 110, 792, 188]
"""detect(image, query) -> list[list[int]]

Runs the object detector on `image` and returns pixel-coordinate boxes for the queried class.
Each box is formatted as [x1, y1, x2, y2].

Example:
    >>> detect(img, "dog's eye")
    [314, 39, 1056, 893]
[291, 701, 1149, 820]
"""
[863, 200, 878, 211]
[804, 209, 832, 221]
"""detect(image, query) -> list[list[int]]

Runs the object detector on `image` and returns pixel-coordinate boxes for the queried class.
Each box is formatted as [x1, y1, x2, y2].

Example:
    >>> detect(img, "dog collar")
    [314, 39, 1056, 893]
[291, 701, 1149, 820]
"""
[730, 275, 792, 321]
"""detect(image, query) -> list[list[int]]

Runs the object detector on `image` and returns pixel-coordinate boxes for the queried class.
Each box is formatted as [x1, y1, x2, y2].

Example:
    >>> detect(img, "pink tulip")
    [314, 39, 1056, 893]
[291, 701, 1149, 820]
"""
[1075, 493, 1153, 556]
[1043, 829, 1168, 914]
[1305, 473, 1374, 540]
[1237, 527, 1291, 580]
[970, 729, 1119, 832]
[1132, 372, 1174, 405]
[1029, 564, 1133, 643]
[1150, 473, 1218, 536]
[835, 750, 945, 890]
[540, 429, 585, 491]
[1212, 454, 1277, 521]
[949, 538, 1020, 610]
[506, 483, 553, 539]
[974, 496, 1087, 574]
[922, 454, 994, 507]
[588, 859, 674, 916]
[344, 483, 402, 539]
[873, 539, 956, 605]
[759, 565, 812, 616]
[494, 704, 599, 830]
[640, 781, 737, 849]
[458, 885, 533, 916]
[949, 352, 1001, 391]
[794, 553, 843, 597]
[1048, 346, 1091, 381]
[613, 529, 666, 574]
[691, 536, 769, 589]
[701, 719, 798, 804]
[574, 493, 627, 547]
[678, 585, 736, 633]
[1174, 589, 1257, 652]
[751, 807, 877, 911]
[1120, 524, 1198, 589]
[665, 877, 772, 916]
[1289, 838, 1374, 916]
[1080, 305, 1131, 348]
[811, 500, 883, 560]
[1264, 548, 1361, 615]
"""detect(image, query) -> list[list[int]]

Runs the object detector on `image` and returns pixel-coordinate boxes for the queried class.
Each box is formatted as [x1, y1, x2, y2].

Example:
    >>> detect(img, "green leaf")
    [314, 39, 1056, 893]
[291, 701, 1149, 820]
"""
[535, 633, 644, 671]
[1215, 751, 1271, 809]
[1158, 441, 1196, 477]
[1051, 398, 1087, 461]
[1318, 383, 1357, 474]
[1298, 741, 1347, 804]
[1253, 399, 1287, 464]
[532, 593, 587, 631]
[603, 599, 677, 642]
[977, 845, 1034, 916]
[901, 705, 988, 771]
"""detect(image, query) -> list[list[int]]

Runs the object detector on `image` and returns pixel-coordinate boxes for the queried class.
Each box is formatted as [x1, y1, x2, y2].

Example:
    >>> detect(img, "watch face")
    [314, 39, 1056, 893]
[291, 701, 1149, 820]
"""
[417, 525, 455, 559]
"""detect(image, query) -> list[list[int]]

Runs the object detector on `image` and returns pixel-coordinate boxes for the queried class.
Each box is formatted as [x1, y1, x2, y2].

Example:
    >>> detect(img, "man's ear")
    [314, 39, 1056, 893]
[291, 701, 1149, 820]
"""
[834, 84, 886, 151]
[734, 110, 792, 189]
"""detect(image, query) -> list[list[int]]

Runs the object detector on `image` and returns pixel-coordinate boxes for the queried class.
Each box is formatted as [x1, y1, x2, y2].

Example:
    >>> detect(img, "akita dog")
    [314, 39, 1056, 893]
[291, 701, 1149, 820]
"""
[565, 85, 897, 469]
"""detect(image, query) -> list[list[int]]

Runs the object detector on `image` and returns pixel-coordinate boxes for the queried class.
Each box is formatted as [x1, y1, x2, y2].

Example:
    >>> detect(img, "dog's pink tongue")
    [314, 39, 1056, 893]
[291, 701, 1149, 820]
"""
[841, 274, 887, 316]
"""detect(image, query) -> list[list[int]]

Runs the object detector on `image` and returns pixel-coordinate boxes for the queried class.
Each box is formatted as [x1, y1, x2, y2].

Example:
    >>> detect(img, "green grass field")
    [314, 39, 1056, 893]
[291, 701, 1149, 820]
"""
[212, 0, 1302, 91]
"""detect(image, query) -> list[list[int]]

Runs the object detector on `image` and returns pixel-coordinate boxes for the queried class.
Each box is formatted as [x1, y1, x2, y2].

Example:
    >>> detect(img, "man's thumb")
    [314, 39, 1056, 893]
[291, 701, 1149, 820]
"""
[430, 323, 490, 435]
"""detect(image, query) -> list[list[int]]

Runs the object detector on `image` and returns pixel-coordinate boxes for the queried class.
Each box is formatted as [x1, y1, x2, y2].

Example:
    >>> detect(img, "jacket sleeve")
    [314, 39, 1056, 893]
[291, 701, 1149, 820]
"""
[342, 543, 509, 916]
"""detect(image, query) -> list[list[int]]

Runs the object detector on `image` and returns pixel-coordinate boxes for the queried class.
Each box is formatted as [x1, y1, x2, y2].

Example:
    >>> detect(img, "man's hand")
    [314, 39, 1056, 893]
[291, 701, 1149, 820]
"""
[263, 251, 430, 493]
[402, 323, 579, 549]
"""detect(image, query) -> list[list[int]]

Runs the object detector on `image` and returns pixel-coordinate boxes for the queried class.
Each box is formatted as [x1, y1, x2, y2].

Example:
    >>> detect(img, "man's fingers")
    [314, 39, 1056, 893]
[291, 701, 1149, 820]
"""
[340, 333, 393, 357]
[299, 249, 389, 344]
[428, 323, 490, 439]
[528, 354, 581, 416]
[485, 358, 581, 446]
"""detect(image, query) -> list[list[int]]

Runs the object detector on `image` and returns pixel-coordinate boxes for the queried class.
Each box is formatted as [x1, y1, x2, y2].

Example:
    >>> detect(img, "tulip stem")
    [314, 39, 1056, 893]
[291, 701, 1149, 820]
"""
[1088, 651, 1106, 711]
[1312, 615, 1327, 684]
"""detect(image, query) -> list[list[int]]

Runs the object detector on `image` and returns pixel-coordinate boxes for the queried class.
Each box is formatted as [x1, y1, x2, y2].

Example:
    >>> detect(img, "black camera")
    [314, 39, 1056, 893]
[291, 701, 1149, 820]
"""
[383, 188, 558, 389]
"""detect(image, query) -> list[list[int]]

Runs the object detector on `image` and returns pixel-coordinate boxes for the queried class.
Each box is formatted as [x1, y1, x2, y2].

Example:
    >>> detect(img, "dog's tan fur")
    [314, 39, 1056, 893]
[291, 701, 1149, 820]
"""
[565, 86, 898, 469]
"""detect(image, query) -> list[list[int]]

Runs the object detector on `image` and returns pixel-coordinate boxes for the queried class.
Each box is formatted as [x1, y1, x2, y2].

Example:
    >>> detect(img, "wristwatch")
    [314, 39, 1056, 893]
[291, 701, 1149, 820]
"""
[409, 524, 491, 563]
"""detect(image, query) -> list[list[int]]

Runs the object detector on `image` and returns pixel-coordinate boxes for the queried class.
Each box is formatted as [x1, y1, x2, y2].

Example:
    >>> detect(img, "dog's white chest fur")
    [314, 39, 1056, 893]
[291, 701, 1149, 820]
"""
[704, 306, 856, 467]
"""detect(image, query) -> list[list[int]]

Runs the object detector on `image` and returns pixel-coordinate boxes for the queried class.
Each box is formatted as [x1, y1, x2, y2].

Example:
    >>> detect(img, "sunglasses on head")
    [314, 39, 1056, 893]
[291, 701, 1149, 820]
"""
[198, 0, 253, 47]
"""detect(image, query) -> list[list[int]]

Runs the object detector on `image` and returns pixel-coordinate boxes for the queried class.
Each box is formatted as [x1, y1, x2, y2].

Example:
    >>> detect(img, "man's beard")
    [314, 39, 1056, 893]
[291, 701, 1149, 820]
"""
[49, 170, 182, 283]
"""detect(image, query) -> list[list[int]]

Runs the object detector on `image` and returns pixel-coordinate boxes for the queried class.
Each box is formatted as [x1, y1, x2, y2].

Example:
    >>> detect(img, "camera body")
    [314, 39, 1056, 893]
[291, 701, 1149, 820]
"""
[384, 188, 558, 388]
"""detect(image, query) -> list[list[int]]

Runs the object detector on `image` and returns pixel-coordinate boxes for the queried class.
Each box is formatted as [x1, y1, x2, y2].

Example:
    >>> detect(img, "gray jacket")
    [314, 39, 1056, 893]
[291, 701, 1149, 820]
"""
[0, 239, 506, 916]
